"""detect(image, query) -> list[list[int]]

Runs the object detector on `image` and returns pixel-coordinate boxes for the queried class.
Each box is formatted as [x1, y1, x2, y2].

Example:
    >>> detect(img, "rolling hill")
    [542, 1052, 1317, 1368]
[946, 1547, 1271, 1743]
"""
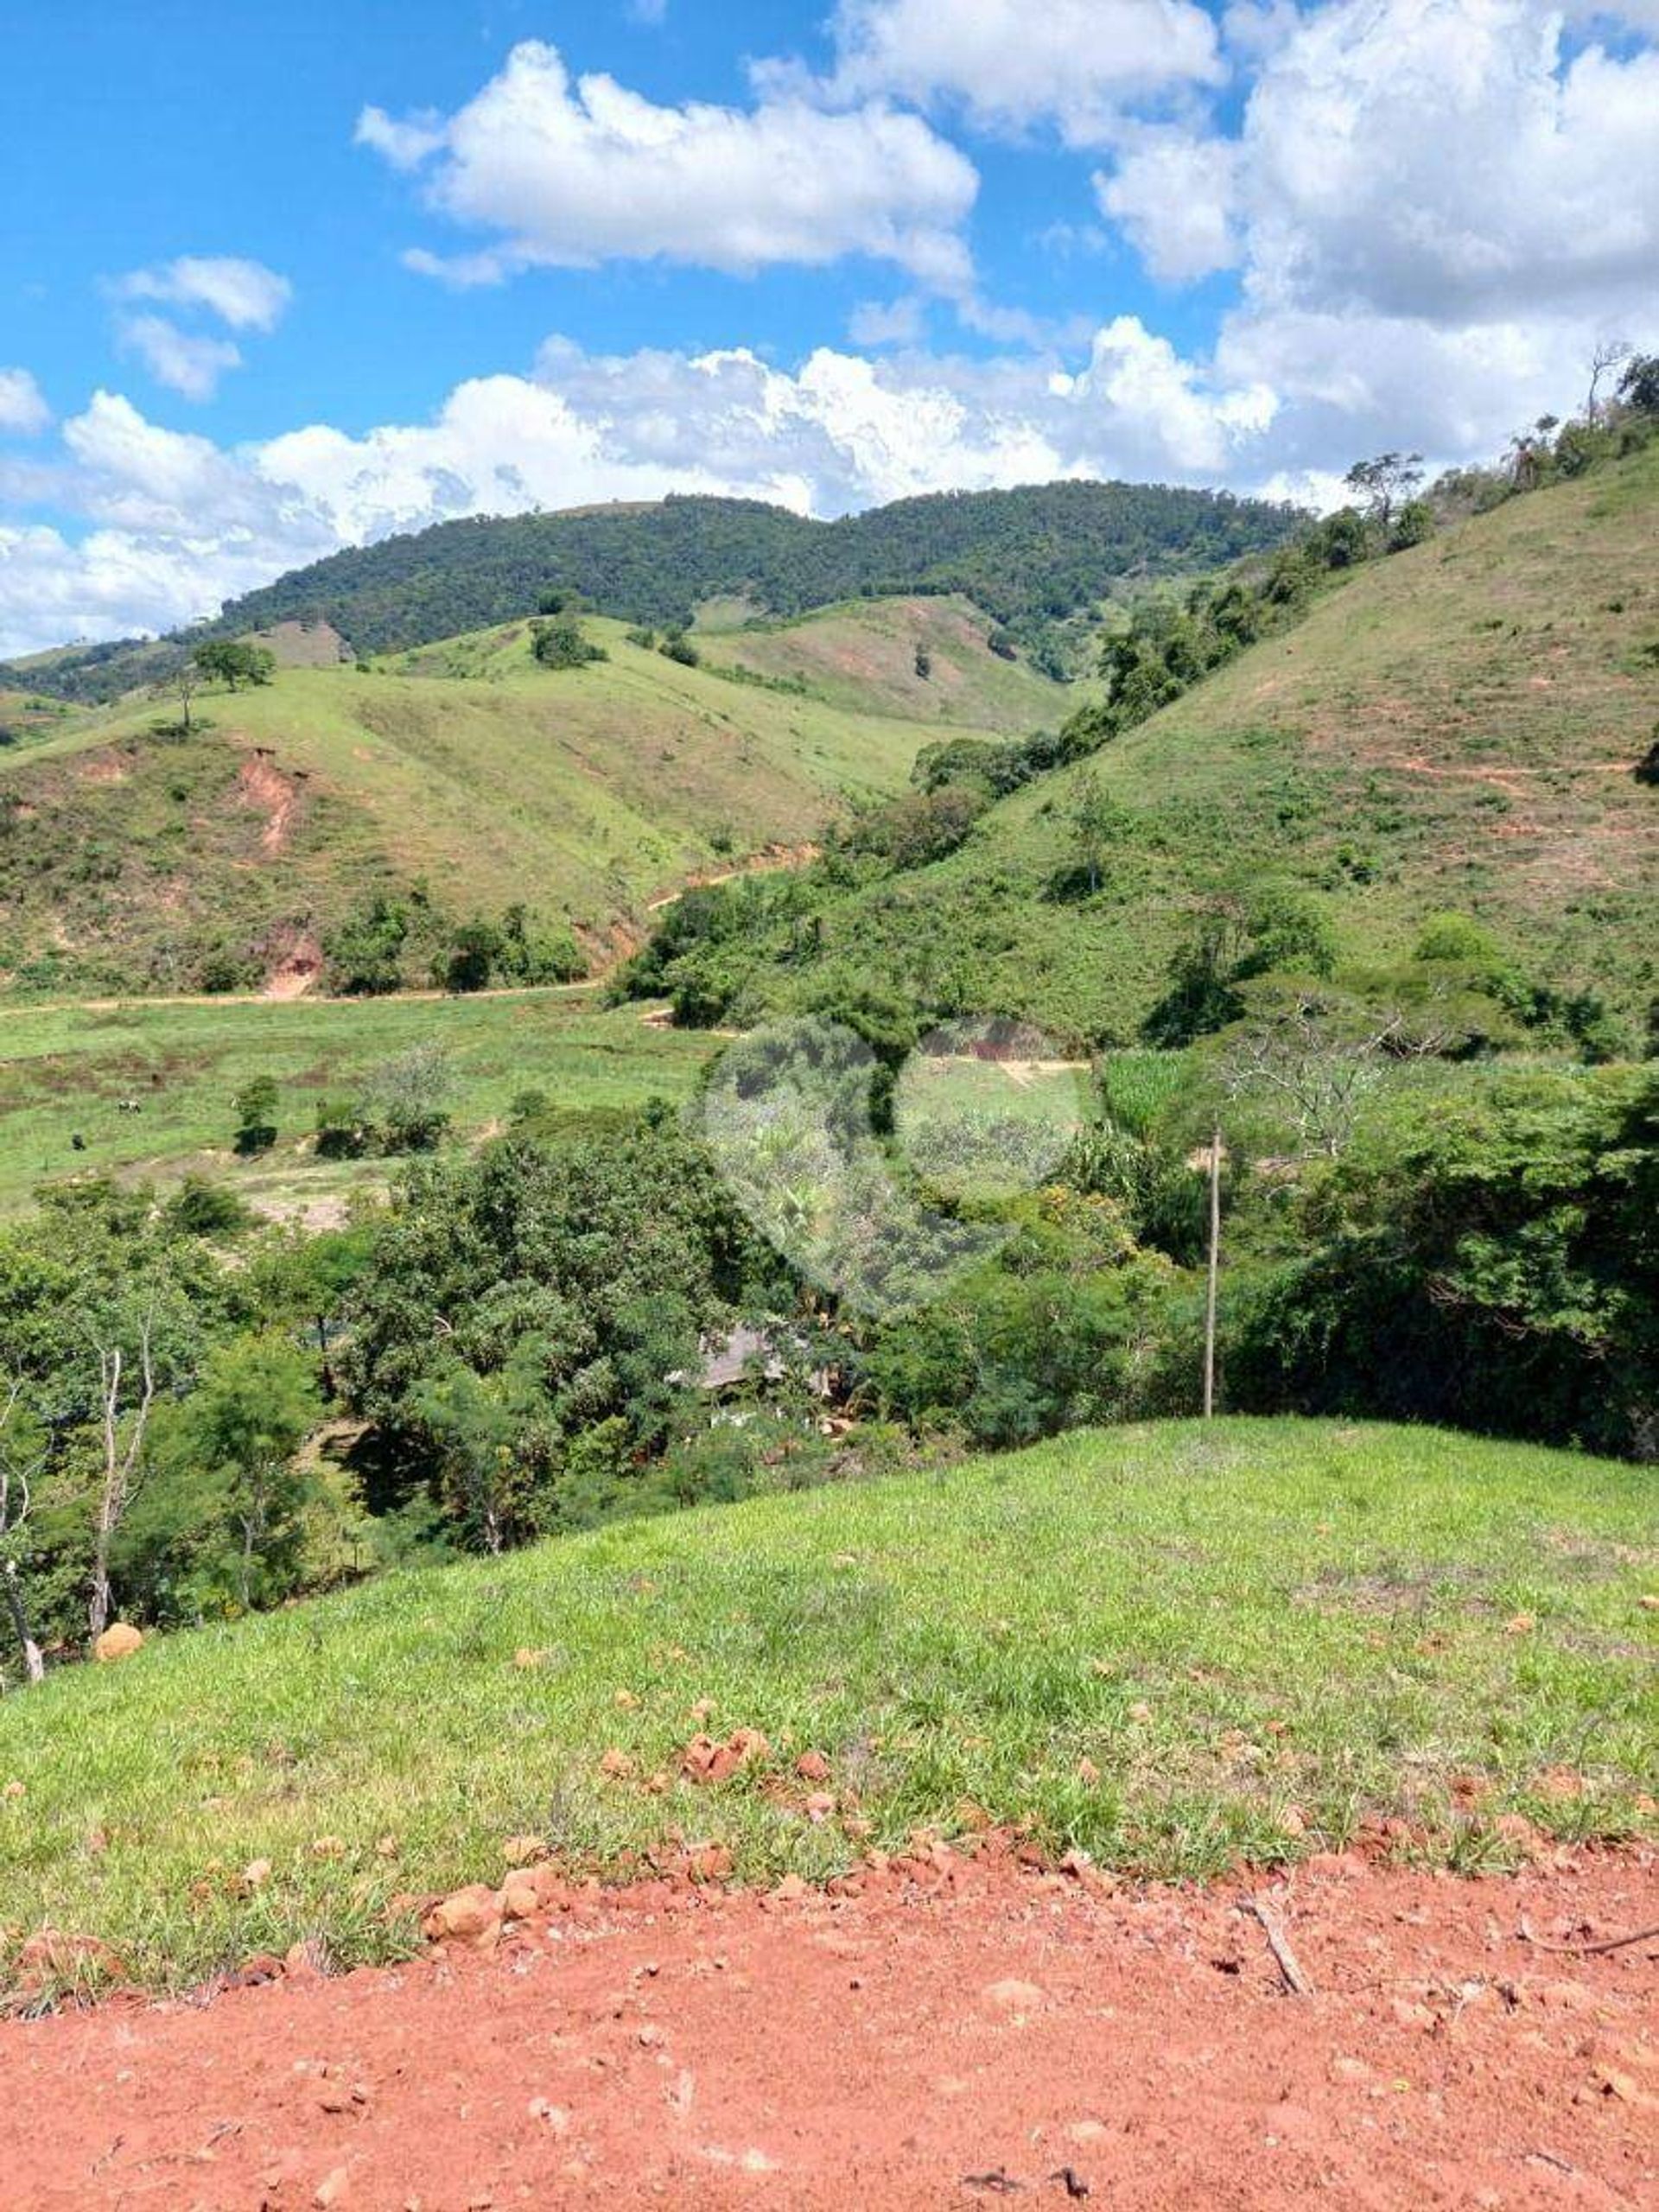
[0, 601, 1065, 998]
[2, 479, 1302, 703]
[653, 442, 1659, 1046]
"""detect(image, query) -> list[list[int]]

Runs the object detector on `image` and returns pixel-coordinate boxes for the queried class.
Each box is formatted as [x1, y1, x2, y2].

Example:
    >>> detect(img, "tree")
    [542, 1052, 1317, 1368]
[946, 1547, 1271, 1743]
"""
[1067, 772, 1127, 895]
[325, 894, 410, 995]
[167, 658, 202, 732]
[531, 615, 606, 670]
[365, 1044, 454, 1153]
[1343, 453, 1423, 536]
[193, 639, 276, 691]
[1214, 987, 1433, 1163]
[1143, 888, 1336, 1046]
[232, 1074, 279, 1155]
[0, 1376, 46, 1682]
[87, 1309, 156, 1639]
[1585, 337, 1632, 423]
[1616, 353, 1659, 416]
[443, 918, 500, 994]
[162, 1336, 320, 1611]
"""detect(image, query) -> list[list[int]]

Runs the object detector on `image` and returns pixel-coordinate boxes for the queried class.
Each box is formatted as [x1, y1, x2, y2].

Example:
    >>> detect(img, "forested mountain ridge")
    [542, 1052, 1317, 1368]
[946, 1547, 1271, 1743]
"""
[5, 479, 1302, 702]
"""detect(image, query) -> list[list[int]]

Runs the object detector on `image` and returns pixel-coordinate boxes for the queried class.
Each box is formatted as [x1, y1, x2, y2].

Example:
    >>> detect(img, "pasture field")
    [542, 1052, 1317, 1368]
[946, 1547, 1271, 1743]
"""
[2, 1417, 1651, 1995]
[0, 988, 711, 1213]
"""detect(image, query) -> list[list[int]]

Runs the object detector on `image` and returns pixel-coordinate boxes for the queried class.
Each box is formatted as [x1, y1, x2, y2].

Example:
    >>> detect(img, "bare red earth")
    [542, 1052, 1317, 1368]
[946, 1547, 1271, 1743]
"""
[3, 1849, 1655, 2209]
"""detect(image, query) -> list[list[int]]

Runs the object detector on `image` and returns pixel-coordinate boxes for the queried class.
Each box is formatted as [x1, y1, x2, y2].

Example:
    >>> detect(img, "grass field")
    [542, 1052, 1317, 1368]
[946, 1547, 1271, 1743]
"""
[0, 989, 711, 1214]
[2, 1418, 1652, 1994]
[0, 603, 1042, 1000]
[696, 445, 1659, 1044]
[694, 594, 1070, 731]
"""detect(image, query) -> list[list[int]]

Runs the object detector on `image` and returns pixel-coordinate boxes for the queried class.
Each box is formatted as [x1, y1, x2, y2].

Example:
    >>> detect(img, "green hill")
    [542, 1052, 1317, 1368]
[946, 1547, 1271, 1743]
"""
[652, 443, 1659, 1045]
[3, 480, 1301, 704]
[0, 605, 1063, 998]
[1, 1416, 1651, 1993]
[694, 593, 1080, 731]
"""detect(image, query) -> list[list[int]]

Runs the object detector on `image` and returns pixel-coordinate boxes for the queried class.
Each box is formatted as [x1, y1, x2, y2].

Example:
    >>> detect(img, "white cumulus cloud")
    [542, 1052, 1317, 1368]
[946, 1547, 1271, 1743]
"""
[823, 0, 1225, 143]
[115, 315, 244, 402]
[113, 255, 293, 333]
[0, 333, 1288, 658]
[358, 40, 978, 289]
[0, 369, 51, 436]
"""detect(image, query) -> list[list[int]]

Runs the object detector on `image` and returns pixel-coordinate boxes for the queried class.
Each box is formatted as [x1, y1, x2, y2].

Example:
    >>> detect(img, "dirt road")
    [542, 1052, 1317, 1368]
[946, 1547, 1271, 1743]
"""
[3, 1849, 1655, 2208]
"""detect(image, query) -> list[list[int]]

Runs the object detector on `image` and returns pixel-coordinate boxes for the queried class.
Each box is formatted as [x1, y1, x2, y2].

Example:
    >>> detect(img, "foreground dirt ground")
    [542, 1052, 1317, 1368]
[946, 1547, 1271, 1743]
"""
[3, 1848, 1654, 2209]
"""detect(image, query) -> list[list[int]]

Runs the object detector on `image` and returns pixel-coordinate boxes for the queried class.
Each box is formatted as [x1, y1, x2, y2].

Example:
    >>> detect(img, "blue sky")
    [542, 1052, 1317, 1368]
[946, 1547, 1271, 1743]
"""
[2, 0, 1655, 654]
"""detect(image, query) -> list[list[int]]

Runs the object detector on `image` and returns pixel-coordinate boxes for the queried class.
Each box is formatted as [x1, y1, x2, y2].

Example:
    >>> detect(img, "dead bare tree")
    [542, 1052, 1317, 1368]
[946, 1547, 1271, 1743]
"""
[1202, 1124, 1222, 1421]
[1586, 337, 1632, 423]
[87, 1313, 156, 1642]
[0, 1376, 46, 1686]
[1196, 993, 1454, 1416]
[1218, 993, 1449, 1162]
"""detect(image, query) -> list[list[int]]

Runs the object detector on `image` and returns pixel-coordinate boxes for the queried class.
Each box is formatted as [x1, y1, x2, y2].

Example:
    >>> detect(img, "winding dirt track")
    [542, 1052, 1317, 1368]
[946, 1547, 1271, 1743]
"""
[3, 1848, 1655, 2209]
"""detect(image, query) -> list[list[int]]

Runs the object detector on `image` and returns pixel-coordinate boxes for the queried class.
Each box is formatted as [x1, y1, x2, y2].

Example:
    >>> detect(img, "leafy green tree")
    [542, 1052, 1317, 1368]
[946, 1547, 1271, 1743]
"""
[338, 1123, 760, 1545]
[365, 1044, 454, 1153]
[1225, 1066, 1657, 1459]
[531, 615, 606, 670]
[232, 1075, 279, 1155]
[658, 629, 701, 667]
[1065, 772, 1128, 896]
[193, 639, 276, 691]
[1343, 453, 1424, 536]
[495, 903, 584, 984]
[0, 1376, 47, 1681]
[443, 918, 500, 994]
[324, 895, 409, 995]
[143, 1335, 321, 1611]
[1617, 353, 1659, 415]
[1143, 889, 1335, 1046]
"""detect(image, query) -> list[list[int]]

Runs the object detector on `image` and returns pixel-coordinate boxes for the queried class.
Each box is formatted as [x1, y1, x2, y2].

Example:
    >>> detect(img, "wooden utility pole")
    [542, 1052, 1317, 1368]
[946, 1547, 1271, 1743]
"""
[1203, 1123, 1222, 1419]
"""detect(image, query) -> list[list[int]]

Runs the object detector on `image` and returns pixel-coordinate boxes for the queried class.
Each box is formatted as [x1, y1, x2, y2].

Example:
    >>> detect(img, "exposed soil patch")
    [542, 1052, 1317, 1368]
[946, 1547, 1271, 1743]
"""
[2, 1851, 1653, 2208]
[235, 752, 303, 856]
[75, 749, 130, 786]
[645, 842, 822, 913]
[262, 928, 324, 1001]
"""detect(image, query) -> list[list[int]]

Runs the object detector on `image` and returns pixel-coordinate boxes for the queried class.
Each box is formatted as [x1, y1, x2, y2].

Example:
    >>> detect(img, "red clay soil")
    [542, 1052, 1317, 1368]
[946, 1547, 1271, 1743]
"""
[3, 1847, 1655, 2210]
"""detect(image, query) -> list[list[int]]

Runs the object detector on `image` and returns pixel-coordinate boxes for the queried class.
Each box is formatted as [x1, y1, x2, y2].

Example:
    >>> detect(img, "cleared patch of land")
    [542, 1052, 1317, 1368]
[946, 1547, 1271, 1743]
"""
[1, 1417, 1650, 1993]
[695, 593, 1070, 731]
[0, 990, 711, 1212]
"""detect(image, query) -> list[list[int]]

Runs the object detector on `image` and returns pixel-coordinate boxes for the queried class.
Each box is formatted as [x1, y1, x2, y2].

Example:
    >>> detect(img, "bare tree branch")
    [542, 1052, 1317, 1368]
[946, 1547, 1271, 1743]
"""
[87, 1310, 156, 1643]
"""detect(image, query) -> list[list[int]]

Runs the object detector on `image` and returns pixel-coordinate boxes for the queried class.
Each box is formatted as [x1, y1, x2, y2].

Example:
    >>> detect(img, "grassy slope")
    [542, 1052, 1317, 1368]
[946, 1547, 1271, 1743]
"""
[693, 593, 1070, 732]
[0, 611, 1029, 996]
[0, 991, 710, 1216]
[1, 1418, 1652, 1992]
[717, 449, 1659, 1043]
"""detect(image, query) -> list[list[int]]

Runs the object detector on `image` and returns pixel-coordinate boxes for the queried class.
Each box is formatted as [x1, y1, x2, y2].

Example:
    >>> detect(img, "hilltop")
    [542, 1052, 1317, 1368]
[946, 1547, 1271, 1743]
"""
[642, 442, 1659, 1046]
[0, 600, 1062, 998]
[3, 479, 1301, 703]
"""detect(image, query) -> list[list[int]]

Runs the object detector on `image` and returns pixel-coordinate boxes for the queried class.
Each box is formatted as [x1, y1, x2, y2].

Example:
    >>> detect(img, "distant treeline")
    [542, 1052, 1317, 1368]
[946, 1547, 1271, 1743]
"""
[7, 481, 1303, 702]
